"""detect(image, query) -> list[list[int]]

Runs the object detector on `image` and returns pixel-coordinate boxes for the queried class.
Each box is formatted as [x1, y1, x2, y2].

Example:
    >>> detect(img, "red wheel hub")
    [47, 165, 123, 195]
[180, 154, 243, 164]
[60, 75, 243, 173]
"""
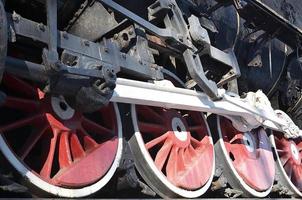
[0, 75, 119, 188]
[274, 133, 302, 191]
[220, 117, 275, 191]
[136, 105, 214, 190]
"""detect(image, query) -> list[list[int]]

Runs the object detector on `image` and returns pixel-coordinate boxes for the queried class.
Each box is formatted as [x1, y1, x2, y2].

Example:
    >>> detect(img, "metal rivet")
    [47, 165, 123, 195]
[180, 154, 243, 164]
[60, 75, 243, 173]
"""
[12, 12, 20, 23]
[38, 24, 45, 32]
[128, 29, 134, 35]
[83, 40, 90, 47]
[62, 32, 68, 39]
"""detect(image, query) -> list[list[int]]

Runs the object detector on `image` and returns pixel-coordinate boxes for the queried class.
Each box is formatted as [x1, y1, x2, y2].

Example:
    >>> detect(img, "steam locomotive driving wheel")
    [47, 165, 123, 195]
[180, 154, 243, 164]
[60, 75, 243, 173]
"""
[0, 75, 123, 197]
[211, 116, 275, 197]
[129, 104, 215, 198]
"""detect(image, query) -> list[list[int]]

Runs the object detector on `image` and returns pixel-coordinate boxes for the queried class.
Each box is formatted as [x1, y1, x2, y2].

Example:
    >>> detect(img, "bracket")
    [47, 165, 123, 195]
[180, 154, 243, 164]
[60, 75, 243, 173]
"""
[43, 0, 59, 69]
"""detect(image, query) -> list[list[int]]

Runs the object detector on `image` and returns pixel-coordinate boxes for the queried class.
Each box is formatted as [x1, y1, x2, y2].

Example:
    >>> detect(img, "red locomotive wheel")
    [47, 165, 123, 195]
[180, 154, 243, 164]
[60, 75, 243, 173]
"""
[271, 131, 302, 196]
[129, 105, 214, 198]
[216, 116, 275, 197]
[0, 75, 123, 197]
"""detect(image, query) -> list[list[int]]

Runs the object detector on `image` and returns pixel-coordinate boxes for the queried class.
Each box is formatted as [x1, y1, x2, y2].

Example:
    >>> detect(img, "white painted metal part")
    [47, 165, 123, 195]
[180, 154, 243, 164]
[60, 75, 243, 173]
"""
[274, 110, 302, 138]
[111, 78, 301, 138]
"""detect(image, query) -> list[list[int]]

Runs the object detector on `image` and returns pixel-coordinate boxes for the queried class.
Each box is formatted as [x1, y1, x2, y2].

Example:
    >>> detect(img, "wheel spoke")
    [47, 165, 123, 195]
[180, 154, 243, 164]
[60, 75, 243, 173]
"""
[274, 137, 287, 148]
[19, 125, 49, 160]
[138, 121, 167, 134]
[191, 136, 210, 150]
[3, 75, 38, 98]
[4, 96, 39, 112]
[58, 131, 73, 169]
[138, 106, 164, 123]
[284, 159, 294, 179]
[296, 142, 302, 149]
[187, 145, 197, 158]
[40, 130, 59, 179]
[280, 152, 291, 166]
[188, 125, 203, 132]
[154, 139, 173, 171]
[231, 143, 246, 153]
[276, 148, 288, 153]
[190, 137, 201, 147]
[229, 133, 244, 144]
[224, 142, 242, 153]
[70, 132, 86, 160]
[0, 114, 44, 133]
[291, 165, 302, 189]
[178, 144, 214, 190]
[220, 118, 238, 138]
[177, 148, 186, 171]
[78, 127, 98, 150]
[166, 146, 179, 181]
[82, 117, 113, 136]
[183, 147, 193, 166]
[145, 132, 169, 150]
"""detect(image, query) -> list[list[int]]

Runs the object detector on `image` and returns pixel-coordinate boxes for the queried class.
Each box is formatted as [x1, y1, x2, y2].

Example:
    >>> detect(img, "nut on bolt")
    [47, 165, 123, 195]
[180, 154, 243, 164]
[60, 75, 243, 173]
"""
[38, 23, 46, 32]
[168, 3, 174, 9]
[128, 29, 134, 35]
[62, 31, 69, 39]
[103, 67, 116, 80]
[12, 12, 20, 23]
[83, 40, 90, 47]
[104, 47, 109, 53]
[108, 69, 116, 79]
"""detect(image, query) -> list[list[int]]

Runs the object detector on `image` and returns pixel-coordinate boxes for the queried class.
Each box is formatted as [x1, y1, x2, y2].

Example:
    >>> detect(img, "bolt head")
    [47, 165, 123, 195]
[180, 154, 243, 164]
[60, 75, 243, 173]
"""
[62, 32, 69, 39]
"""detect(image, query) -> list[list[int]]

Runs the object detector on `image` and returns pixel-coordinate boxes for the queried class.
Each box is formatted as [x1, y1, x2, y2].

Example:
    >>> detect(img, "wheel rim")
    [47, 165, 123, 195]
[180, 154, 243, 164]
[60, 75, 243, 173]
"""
[0, 74, 122, 197]
[218, 116, 275, 192]
[130, 104, 214, 198]
[273, 132, 302, 192]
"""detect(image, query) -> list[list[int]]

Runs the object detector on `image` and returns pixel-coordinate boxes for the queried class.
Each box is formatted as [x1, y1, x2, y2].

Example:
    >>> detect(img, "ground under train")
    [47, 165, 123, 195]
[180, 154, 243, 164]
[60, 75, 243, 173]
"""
[0, 0, 302, 198]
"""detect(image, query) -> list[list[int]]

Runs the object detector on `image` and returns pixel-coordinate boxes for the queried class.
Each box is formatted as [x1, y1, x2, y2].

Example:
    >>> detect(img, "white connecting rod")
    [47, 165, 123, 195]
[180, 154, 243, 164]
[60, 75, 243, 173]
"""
[111, 78, 301, 138]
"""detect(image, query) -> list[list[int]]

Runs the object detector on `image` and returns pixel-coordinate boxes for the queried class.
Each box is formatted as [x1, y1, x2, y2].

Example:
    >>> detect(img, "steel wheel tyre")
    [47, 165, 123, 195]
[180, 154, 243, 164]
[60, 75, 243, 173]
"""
[214, 116, 275, 197]
[0, 75, 123, 198]
[270, 132, 302, 197]
[129, 105, 215, 198]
